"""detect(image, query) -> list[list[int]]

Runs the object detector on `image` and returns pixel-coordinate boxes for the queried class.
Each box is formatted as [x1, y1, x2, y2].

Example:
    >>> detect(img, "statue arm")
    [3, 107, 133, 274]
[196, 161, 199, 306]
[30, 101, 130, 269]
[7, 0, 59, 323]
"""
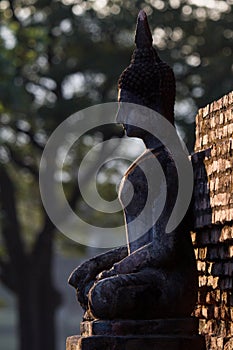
[110, 236, 175, 275]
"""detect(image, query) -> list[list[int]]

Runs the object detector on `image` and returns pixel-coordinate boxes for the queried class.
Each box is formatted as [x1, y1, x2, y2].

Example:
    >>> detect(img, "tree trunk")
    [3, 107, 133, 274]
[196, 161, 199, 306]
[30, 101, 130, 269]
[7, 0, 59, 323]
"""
[17, 265, 58, 350]
[0, 163, 60, 350]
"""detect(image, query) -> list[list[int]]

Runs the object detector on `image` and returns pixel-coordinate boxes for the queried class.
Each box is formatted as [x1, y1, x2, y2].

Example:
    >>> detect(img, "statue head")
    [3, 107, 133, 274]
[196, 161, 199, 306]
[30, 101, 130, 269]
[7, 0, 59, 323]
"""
[117, 10, 176, 137]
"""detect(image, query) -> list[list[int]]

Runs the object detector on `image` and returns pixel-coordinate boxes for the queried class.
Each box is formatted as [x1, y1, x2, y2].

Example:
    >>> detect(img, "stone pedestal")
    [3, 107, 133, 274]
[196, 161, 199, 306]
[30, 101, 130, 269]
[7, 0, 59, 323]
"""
[66, 318, 206, 350]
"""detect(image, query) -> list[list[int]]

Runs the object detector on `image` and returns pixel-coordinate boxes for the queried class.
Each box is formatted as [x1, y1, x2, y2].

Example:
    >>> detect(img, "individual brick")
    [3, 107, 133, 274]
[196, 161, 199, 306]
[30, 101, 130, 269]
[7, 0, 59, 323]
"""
[228, 91, 233, 105]
[223, 262, 233, 276]
[210, 228, 222, 244]
[191, 231, 196, 244]
[217, 336, 224, 350]
[214, 306, 219, 319]
[207, 276, 216, 287]
[224, 337, 233, 350]
[212, 263, 224, 276]
[229, 245, 233, 258]
[222, 94, 229, 108]
[209, 336, 217, 350]
[221, 292, 229, 304]
[198, 261, 206, 273]
[212, 277, 220, 289]
[196, 230, 211, 246]
[194, 306, 202, 318]
[199, 275, 207, 287]
[220, 226, 233, 242]
[202, 306, 208, 318]
[219, 278, 233, 291]
[199, 319, 206, 333]
[199, 247, 208, 260]
[207, 246, 219, 260]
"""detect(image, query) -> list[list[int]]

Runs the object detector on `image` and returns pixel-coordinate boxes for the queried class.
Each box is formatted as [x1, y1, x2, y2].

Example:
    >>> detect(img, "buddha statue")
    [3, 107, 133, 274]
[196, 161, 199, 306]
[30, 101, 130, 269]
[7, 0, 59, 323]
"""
[69, 10, 198, 321]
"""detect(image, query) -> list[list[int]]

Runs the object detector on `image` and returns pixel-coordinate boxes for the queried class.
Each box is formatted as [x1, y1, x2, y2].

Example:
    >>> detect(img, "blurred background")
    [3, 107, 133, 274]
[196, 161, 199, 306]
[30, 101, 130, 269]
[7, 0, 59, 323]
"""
[0, 1, 232, 350]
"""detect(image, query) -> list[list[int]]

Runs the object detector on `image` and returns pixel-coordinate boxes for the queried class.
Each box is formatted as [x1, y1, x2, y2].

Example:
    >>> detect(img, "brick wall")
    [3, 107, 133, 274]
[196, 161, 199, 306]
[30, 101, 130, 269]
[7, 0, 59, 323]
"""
[192, 91, 233, 350]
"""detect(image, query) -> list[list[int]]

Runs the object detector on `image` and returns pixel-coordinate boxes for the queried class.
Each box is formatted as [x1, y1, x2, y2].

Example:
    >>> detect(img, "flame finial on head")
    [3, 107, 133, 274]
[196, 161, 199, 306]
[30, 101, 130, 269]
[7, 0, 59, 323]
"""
[118, 10, 176, 124]
[135, 10, 153, 49]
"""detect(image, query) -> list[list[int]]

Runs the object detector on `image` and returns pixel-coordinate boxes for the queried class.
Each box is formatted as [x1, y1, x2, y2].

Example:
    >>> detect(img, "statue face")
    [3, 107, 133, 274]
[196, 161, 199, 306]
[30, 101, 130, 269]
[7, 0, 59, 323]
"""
[116, 101, 146, 138]
[117, 89, 148, 139]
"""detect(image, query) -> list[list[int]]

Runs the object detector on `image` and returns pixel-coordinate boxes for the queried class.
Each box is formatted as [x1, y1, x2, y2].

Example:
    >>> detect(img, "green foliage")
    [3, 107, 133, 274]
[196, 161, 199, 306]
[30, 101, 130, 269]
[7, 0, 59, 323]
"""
[0, 0, 232, 251]
[0, 0, 232, 141]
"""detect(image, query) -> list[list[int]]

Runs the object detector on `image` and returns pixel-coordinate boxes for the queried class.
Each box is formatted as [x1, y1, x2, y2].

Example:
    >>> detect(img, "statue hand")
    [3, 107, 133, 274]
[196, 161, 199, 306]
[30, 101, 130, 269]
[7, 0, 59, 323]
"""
[96, 267, 118, 280]
[68, 261, 91, 291]
[68, 246, 128, 311]
[77, 267, 118, 309]
[112, 242, 154, 274]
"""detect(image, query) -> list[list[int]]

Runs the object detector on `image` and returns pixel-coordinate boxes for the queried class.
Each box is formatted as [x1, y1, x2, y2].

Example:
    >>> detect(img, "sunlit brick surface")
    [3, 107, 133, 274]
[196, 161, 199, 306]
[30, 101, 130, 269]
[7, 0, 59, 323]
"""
[192, 91, 233, 350]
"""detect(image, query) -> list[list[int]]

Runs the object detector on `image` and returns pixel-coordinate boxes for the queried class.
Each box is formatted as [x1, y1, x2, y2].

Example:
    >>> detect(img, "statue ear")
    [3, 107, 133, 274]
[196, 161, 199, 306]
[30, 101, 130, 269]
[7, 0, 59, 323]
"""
[135, 10, 153, 49]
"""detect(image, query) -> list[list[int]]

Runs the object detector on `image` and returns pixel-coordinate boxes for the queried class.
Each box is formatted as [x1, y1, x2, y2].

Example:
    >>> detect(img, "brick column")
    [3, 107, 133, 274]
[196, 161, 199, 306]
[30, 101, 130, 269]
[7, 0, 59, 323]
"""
[192, 91, 233, 350]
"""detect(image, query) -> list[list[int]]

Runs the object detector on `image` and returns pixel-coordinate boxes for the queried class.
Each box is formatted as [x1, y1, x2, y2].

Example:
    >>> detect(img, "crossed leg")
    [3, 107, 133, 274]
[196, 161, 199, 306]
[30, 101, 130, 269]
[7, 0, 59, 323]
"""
[88, 267, 167, 320]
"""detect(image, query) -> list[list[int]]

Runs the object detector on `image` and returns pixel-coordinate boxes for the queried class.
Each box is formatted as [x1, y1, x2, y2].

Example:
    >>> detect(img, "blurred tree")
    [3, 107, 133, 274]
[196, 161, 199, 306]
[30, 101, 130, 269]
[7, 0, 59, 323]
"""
[0, 1, 232, 350]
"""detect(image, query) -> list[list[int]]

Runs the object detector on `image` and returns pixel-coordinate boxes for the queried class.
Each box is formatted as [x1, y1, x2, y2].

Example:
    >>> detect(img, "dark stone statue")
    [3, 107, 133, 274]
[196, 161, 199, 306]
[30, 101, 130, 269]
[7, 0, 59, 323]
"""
[69, 10, 198, 322]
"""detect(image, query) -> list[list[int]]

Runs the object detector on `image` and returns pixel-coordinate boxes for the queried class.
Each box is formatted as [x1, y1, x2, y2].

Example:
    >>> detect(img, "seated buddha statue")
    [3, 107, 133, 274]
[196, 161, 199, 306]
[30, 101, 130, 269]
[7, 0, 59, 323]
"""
[69, 10, 198, 321]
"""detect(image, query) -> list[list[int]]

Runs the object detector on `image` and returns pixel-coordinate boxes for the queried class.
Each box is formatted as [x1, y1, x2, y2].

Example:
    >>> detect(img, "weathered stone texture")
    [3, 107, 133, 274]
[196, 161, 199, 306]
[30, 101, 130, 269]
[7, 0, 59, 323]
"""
[67, 319, 205, 350]
[66, 336, 80, 350]
[76, 335, 205, 350]
[192, 91, 233, 350]
[80, 318, 199, 336]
